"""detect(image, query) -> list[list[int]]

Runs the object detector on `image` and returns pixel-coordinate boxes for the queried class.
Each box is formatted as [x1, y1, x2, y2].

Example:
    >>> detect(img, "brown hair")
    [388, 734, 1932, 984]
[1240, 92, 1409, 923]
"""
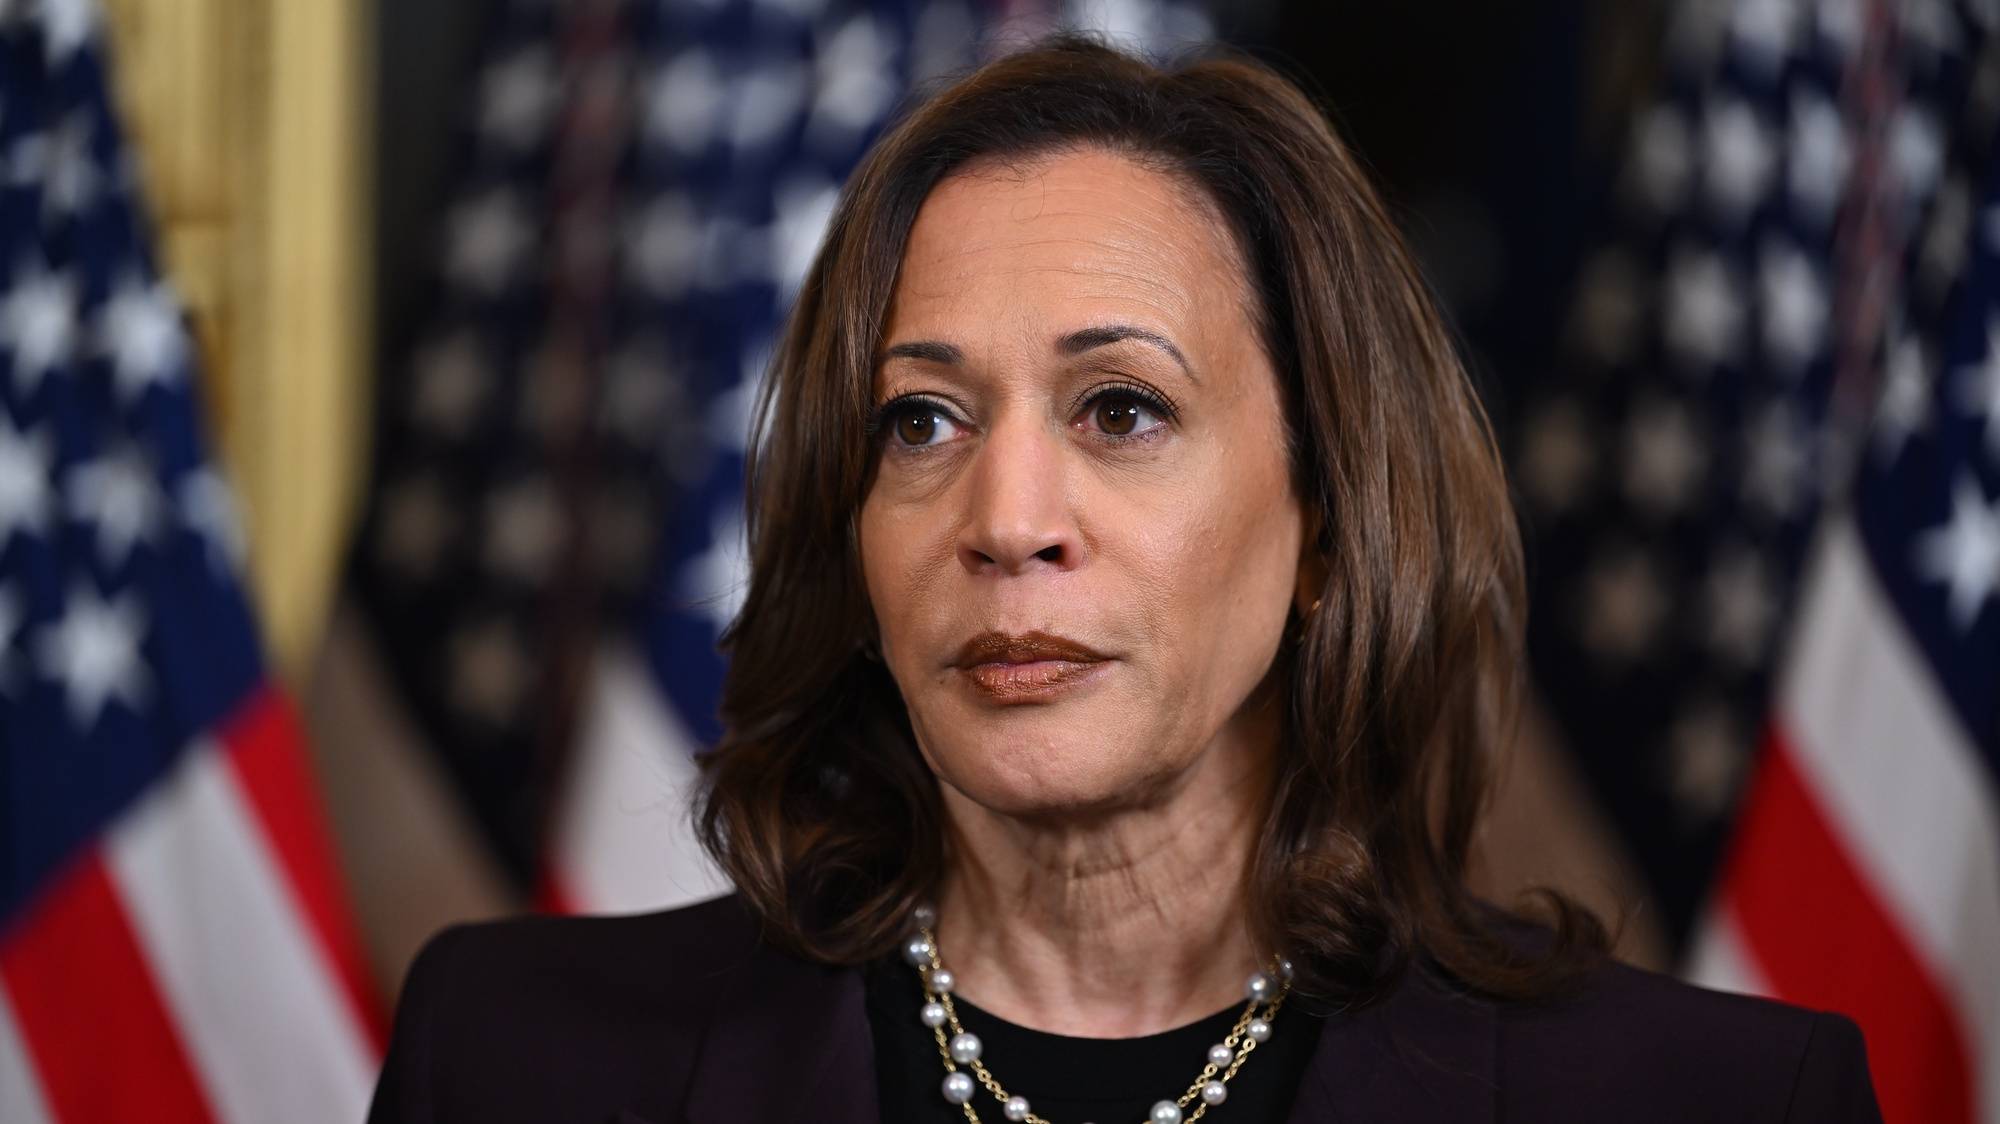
[696, 33, 1608, 1007]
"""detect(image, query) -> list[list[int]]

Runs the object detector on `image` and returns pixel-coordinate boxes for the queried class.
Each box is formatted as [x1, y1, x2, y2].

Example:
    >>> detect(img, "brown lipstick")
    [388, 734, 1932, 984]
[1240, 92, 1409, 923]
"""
[951, 630, 1110, 703]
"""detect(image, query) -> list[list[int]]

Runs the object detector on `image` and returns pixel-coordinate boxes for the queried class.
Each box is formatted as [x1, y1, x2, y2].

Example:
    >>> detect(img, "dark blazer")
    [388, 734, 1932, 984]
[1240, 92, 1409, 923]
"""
[365, 893, 1883, 1123]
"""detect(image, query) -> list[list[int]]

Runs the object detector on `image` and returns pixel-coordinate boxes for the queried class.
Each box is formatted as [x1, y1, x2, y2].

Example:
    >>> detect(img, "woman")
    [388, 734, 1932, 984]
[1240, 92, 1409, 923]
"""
[368, 36, 1882, 1124]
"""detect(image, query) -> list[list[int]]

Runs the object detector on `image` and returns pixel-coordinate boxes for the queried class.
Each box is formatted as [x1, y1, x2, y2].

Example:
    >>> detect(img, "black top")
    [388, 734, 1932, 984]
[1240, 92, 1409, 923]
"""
[364, 894, 1886, 1123]
[863, 955, 1327, 1124]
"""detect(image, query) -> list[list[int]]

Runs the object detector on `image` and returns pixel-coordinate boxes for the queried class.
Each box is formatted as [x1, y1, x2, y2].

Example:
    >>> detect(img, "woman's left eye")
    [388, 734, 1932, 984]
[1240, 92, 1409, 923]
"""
[1080, 392, 1168, 437]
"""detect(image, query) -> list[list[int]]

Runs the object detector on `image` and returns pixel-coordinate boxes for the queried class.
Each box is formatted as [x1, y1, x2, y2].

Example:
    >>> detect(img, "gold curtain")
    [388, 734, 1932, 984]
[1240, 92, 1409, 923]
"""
[99, 0, 371, 681]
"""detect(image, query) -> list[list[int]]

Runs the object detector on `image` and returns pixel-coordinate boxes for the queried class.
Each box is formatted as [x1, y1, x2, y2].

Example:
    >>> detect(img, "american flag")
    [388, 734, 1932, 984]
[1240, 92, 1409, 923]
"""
[0, 3, 382, 1121]
[1518, 0, 2000, 1119]
[351, 0, 1210, 915]
[1515, 0, 1983, 947]
[1687, 10, 2000, 1123]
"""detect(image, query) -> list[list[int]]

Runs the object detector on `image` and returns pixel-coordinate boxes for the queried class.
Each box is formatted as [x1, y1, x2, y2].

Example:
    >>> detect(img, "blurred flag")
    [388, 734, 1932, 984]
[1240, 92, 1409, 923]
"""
[1687, 17, 2000, 1124]
[0, 5, 382, 1123]
[1515, 0, 1984, 947]
[348, 0, 1209, 917]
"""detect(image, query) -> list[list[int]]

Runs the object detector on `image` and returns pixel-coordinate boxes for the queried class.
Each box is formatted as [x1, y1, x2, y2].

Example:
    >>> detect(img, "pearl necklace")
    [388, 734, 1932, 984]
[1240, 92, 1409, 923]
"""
[902, 906, 1291, 1124]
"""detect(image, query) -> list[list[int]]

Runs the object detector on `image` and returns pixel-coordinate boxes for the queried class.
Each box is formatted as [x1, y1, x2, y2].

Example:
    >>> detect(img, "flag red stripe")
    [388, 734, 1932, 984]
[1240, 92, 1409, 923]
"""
[219, 686, 388, 1052]
[0, 853, 216, 1124]
[1721, 725, 1976, 1124]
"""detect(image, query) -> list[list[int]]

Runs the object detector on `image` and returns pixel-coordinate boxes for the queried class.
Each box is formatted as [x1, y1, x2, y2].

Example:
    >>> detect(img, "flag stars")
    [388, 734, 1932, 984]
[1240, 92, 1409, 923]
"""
[478, 47, 561, 151]
[1629, 106, 1694, 214]
[448, 616, 533, 726]
[1898, 0, 1958, 69]
[1665, 249, 1746, 372]
[1891, 107, 1945, 203]
[36, 0, 95, 64]
[770, 177, 838, 296]
[1741, 401, 1813, 521]
[444, 189, 535, 295]
[1875, 334, 1932, 463]
[1702, 100, 1776, 222]
[11, 111, 103, 223]
[176, 468, 246, 576]
[1567, 250, 1647, 368]
[810, 14, 898, 141]
[1580, 548, 1668, 663]
[1757, 239, 1828, 376]
[97, 275, 188, 402]
[644, 50, 725, 154]
[35, 582, 149, 733]
[1913, 472, 2000, 631]
[67, 444, 164, 566]
[727, 60, 810, 153]
[1702, 545, 1778, 668]
[0, 261, 76, 393]
[1917, 180, 1974, 299]
[626, 194, 702, 299]
[374, 472, 456, 583]
[680, 508, 748, 639]
[1623, 397, 1706, 516]
[0, 413, 55, 545]
[1728, 0, 1802, 74]
[1786, 93, 1849, 228]
[1667, 699, 1747, 826]
[483, 476, 565, 584]
[410, 331, 491, 438]
[1520, 399, 1595, 515]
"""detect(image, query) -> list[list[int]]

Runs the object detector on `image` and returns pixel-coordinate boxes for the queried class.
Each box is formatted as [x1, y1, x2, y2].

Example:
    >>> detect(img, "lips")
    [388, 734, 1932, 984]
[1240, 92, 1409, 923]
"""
[951, 630, 1111, 703]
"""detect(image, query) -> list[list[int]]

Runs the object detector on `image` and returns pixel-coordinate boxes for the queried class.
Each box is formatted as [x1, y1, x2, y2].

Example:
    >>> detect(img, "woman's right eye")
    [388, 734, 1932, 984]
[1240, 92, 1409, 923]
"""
[885, 402, 965, 447]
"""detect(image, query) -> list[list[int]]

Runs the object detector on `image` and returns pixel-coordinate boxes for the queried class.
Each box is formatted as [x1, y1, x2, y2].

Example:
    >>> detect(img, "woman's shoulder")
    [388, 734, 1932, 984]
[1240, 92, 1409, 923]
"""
[367, 893, 791, 1123]
[401, 891, 761, 1007]
[1481, 937, 1880, 1121]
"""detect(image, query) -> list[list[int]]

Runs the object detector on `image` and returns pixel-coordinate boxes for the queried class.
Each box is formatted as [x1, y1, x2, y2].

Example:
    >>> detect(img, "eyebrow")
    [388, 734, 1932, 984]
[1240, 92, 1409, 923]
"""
[877, 324, 1197, 382]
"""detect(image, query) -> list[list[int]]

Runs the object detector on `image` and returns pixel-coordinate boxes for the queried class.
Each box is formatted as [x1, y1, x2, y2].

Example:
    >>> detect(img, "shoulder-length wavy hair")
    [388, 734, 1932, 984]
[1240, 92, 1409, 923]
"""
[696, 33, 1607, 1006]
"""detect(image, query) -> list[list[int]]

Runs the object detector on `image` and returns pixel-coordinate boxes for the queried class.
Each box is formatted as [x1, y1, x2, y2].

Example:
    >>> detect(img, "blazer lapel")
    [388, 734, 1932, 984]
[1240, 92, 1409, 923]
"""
[677, 951, 881, 1124]
[1287, 963, 1497, 1123]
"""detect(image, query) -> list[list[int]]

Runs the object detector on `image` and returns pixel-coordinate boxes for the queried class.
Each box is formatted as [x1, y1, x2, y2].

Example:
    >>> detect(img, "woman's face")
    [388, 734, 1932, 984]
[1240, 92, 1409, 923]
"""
[858, 147, 1313, 816]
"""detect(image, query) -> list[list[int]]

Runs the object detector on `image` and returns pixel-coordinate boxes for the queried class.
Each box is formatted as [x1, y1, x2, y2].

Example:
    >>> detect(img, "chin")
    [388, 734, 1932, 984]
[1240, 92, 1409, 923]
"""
[919, 704, 1177, 818]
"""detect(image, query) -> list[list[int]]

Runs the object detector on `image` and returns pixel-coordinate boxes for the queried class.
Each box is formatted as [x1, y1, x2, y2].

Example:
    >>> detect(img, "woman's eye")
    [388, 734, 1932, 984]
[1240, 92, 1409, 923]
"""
[889, 404, 964, 447]
[1083, 393, 1167, 437]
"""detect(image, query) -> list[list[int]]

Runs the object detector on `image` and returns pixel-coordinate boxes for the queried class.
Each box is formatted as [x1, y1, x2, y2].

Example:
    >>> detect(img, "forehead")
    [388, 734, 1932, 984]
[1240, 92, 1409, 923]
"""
[886, 147, 1256, 354]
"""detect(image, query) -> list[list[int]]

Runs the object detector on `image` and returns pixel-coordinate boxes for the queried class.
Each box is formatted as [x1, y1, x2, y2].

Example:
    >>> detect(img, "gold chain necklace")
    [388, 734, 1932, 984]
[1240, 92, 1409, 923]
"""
[903, 907, 1291, 1124]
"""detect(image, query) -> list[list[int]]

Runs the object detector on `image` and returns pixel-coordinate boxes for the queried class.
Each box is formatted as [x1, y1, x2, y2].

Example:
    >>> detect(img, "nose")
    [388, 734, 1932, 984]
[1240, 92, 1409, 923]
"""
[956, 416, 1083, 576]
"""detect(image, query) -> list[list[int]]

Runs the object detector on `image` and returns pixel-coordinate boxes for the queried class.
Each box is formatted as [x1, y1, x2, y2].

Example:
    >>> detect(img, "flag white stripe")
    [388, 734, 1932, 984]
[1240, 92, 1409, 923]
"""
[0, 985, 55, 1124]
[548, 642, 732, 914]
[105, 741, 376, 1124]
[1777, 519, 2000, 1122]
[1684, 898, 1771, 998]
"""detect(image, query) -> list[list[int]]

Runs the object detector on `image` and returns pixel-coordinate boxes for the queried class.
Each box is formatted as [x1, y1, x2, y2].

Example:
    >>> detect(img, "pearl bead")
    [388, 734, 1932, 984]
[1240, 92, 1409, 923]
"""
[1200, 1081, 1228, 1106]
[903, 936, 934, 966]
[1246, 1017, 1272, 1043]
[1206, 1042, 1233, 1067]
[1149, 1100, 1183, 1124]
[913, 904, 938, 930]
[919, 1002, 947, 1028]
[942, 1071, 976, 1104]
[929, 967, 956, 993]
[1277, 958, 1295, 981]
[1003, 1095, 1031, 1120]
[948, 1031, 982, 1064]
[1246, 971, 1276, 1003]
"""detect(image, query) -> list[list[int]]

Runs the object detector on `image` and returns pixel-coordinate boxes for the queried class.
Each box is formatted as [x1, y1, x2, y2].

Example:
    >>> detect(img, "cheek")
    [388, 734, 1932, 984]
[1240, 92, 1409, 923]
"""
[857, 493, 956, 663]
[1126, 441, 1300, 684]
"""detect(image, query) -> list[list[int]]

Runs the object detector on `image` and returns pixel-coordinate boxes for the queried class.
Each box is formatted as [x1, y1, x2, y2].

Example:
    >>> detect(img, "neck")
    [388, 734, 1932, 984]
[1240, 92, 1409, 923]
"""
[929, 701, 1280, 1038]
